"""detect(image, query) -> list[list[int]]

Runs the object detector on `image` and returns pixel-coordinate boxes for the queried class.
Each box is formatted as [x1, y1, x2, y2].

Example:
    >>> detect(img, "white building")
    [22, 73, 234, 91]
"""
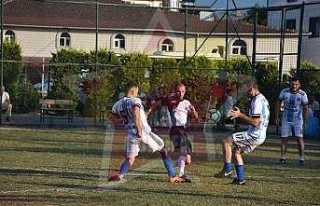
[3, 0, 300, 74]
[268, 0, 320, 66]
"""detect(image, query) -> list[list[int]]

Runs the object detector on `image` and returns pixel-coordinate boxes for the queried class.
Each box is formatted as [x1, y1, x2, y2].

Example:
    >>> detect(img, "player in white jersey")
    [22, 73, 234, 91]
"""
[108, 83, 184, 183]
[278, 78, 308, 165]
[165, 83, 199, 182]
[215, 80, 270, 185]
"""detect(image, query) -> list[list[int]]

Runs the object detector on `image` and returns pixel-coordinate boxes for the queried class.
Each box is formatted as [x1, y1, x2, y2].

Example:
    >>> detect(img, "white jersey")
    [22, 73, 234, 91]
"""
[112, 96, 151, 137]
[1, 91, 9, 105]
[168, 99, 193, 127]
[247, 93, 270, 140]
[279, 88, 308, 123]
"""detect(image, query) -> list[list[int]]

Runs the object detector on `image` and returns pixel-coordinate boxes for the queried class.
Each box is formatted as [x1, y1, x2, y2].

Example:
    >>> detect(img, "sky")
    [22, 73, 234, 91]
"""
[196, 0, 268, 8]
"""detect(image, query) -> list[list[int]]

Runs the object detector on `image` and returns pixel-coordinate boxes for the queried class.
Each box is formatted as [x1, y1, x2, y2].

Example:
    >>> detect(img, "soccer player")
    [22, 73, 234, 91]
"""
[108, 82, 184, 183]
[278, 77, 308, 165]
[215, 80, 270, 185]
[166, 83, 199, 182]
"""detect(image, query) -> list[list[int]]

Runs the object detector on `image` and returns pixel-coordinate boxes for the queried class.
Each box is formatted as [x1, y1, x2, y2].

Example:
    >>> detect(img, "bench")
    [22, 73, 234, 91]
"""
[40, 99, 74, 123]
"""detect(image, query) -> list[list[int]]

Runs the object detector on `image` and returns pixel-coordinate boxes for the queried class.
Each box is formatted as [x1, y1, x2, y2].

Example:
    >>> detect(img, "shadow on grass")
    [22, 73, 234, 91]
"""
[1, 182, 318, 206]
[0, 168, 101, 180]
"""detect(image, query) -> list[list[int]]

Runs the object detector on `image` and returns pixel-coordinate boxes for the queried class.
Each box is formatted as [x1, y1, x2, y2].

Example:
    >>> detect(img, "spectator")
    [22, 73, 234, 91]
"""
[1, 86, 12, 122]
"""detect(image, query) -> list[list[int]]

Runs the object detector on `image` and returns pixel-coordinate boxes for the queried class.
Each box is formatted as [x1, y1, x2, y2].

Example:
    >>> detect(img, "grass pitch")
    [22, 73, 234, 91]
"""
[0, 127, 320, 206]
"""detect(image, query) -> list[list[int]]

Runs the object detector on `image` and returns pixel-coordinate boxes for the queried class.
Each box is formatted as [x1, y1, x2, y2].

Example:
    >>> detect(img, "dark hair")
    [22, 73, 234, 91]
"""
[291, 77, 300, 82]
[124, 81, 139, 93]
[247, 79, 259, 89]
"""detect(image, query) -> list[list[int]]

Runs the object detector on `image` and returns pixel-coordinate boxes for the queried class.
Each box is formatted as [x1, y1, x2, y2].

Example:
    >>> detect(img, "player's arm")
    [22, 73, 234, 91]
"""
[275, 100, 282, 125]
[189, 105, 199, 122]
[132, 105, 143, 139]
[145, 99, 162, 117]
[107, 112, 123, 124]
[303, 104, 308, 123]
[230, 107, 261, 127]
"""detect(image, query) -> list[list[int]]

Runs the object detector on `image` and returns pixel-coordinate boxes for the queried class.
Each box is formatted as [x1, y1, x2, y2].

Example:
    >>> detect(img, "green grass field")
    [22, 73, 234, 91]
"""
[0, 127, 320, 206]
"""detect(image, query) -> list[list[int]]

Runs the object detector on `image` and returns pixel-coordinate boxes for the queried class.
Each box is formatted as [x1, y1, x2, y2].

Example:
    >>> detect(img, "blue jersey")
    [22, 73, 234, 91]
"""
[248, 93, 270, 140]
[279, 88, 308, 123]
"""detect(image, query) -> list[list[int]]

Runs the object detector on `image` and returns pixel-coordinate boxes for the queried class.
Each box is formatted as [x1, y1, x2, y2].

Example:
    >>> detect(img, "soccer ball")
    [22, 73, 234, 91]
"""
[209, 109, 222, 124]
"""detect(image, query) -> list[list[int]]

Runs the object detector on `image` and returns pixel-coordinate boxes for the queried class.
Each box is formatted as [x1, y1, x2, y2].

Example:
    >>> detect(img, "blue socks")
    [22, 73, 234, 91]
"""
[235, 164, 245, 181]
[162, 158, 176, 177]
[119, 160, 130, 175]
[224, 162, 233, 173]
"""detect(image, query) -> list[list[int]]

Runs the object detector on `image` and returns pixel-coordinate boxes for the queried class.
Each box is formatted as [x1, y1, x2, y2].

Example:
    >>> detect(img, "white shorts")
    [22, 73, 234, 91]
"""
[281, 120, 303, 138]
[127, 131, 164, 157]
[232, 131, 265, 154]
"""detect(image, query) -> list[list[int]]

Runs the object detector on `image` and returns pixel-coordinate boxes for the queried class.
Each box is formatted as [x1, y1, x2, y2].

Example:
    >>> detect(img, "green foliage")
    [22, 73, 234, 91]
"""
[49, 49, 86, 100]
[10, 77, 40, 113]
[120, 53, 152, 93]
[295, 61, 320, 97]
[150, 58, 180, 92]
[3, 40, 22, 90]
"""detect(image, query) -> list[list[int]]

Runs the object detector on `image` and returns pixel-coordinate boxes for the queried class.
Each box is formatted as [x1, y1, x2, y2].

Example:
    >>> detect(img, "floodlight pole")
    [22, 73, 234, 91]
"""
[0, 0, 4, 125]
[94, 0, 99, 124]
[297, 2, 305, 72]
[252, 8, 258, 77]
[224, 0, 229, 67]
[184, 5, 188, 60]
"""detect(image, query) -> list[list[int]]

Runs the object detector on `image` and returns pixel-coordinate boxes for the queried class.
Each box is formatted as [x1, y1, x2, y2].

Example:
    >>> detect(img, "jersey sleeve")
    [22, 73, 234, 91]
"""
[131, 98, 142, 108]
[112, 99, 122, 114]
[279, 89, 285, 101]
[185, 100, 193, 112]
[251, 97, 263, 117]
[302, 93, 308, 106]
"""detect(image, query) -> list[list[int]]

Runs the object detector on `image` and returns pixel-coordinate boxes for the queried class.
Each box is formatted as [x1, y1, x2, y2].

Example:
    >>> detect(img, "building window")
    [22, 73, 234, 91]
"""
[309, 17, 320, 38]
[231, 40, 247, 55]
[114, 34, 125, 49]
[212, 48, 218, 53]
[286, 19, 296, 30]
[59, 32, 71, 48]
[4, 30, 15, 42]
[161, 39, 174, 52]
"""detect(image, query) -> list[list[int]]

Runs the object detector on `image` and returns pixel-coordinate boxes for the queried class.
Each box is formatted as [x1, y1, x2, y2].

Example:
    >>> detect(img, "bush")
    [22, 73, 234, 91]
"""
[10, 76, 40, 113]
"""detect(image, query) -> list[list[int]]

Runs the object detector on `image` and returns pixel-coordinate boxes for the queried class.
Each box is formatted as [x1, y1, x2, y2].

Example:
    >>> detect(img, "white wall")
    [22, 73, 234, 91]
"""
[268, 0, 320, 65]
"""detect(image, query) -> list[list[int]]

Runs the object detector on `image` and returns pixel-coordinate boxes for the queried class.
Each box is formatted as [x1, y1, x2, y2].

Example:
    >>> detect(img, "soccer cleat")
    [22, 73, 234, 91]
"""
[299, 159, 305, 166]
[169, 176, 185, 183]
[279, 158, 287, 165]
[231, 178, 246, 185]
[108, 174, 122, 182]
[180, 175, 192, 183]
[214, 170, 233, 178]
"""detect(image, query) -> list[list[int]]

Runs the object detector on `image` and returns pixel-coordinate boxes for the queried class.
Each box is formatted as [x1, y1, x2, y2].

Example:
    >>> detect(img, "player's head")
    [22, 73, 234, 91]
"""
[290, 77, 301, 93]
[125, 82, 139, 97]
[246, 80, 259, 97]
[176, 83, 186, 100]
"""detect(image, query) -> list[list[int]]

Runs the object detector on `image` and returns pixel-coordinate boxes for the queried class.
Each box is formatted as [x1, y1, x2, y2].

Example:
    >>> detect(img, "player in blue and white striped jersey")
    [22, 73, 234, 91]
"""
[215, 80, 270, 185]
[108, 82, 185, 183]
[278, 77, 308, 165]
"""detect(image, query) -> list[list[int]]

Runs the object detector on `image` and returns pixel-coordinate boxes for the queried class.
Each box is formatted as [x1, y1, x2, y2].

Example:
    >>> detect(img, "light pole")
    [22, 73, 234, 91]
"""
[0, 0, 4, 125]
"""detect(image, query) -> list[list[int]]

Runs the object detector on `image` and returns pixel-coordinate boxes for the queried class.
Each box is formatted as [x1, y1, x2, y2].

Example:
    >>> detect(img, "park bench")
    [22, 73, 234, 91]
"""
[39, 99, 74, 123]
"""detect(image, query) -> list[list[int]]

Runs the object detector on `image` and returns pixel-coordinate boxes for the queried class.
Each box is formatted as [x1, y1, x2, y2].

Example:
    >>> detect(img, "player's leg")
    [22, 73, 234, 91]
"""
[297, 137, 305, 165]
[6, 103, 12, 121]
[280, 121, 291, 164]
[142, 131, 184, 183]
[176, 129, 192, 182]
[214, 135, 234, 177]
[109, 138, 139, 181]
[233, 148, 246, 185]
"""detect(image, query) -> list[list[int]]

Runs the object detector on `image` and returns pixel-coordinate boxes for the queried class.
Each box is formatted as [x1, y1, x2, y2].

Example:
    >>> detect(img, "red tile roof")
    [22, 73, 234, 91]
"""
[5, 0, 284, 35]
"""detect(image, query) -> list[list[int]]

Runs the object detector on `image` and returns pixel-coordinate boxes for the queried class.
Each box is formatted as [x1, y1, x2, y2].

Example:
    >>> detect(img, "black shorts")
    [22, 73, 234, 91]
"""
[169, 126, 192, 154]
